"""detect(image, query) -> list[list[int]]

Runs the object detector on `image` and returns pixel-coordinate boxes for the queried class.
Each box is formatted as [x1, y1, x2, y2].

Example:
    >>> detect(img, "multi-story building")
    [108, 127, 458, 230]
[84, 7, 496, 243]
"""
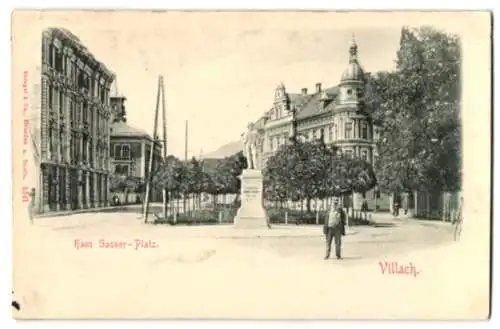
[255, 38, 390, 210]
[37, 28, 115, 213]
[109, 95, 163, 203]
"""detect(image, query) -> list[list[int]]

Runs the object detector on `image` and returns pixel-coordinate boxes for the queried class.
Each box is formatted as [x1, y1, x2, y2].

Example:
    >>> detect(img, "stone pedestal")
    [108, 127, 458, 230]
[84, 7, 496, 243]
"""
[233, 169, 269, 229]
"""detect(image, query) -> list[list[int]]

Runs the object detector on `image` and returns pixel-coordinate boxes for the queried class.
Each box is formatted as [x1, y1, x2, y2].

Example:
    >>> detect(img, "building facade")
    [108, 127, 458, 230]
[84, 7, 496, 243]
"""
[110, 96, 163, 203]
[255, 38, 390, 210]
[38, 28, 115, 213]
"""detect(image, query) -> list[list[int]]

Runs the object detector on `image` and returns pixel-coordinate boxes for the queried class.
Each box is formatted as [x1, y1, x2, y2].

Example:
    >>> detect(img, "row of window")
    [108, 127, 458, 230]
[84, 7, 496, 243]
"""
[112, 144, 163, 162]
[47, 129, 108, 169]
[343, 149, 369, 161]
[48, 84, 108, 136]
[115, 164, 130, 175]
[114, 144, 131, 160]
[43, 41, 110, 104]
[115, 156, 161, 177]
[344, 88, 364, 98]
[268, 121, 370, 151]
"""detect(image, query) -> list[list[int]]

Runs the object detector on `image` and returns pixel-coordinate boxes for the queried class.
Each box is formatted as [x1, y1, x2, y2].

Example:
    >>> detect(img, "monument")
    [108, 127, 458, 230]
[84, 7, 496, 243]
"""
[233, 123, 269, 229]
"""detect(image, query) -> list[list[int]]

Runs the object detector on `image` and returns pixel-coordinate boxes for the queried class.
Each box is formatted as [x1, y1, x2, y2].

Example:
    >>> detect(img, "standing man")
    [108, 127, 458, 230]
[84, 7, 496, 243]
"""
[323, 198, 347, 260]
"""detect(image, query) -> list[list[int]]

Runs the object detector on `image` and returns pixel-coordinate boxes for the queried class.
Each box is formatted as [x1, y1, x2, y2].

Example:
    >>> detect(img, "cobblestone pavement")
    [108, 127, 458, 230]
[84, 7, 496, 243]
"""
[13, 212, 485, 320]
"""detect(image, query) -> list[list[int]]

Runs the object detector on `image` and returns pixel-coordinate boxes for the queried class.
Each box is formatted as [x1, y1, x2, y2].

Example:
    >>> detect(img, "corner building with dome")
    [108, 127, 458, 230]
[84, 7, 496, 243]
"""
[254, 38, 390, 211]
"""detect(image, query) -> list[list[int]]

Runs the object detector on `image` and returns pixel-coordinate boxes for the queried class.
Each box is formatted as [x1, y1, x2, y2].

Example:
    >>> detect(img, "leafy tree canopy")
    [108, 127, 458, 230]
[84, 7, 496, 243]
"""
[368, 26, 461, 193]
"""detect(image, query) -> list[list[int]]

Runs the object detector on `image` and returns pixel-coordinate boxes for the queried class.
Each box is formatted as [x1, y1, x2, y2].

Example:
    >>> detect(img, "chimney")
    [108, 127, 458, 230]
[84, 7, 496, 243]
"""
[301, 88, 308, 95]
[315, 83, 322, 93]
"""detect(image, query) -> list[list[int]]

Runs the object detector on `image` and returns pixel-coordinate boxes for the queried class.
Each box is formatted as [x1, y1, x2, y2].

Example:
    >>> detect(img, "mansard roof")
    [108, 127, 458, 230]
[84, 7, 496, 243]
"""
[294, 86, 339, 119]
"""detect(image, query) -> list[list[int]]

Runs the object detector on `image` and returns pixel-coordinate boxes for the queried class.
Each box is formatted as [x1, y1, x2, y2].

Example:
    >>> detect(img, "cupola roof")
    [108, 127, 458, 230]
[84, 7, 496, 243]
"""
[340, 35, 365, 83]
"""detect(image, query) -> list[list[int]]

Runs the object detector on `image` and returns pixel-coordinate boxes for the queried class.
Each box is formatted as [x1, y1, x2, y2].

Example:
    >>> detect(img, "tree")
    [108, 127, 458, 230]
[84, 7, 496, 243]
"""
[369, 26, 461, 193]
[152, 155, 186, 216]
[187, 157, 204, 210]
[263, 137, 378, 223]
[263, 143, 294, 205]
[109, 174, 139, 203]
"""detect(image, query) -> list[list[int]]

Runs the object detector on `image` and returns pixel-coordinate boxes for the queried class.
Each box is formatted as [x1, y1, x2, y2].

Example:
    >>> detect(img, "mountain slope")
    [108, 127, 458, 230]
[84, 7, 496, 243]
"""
[204, 140, 243, 159]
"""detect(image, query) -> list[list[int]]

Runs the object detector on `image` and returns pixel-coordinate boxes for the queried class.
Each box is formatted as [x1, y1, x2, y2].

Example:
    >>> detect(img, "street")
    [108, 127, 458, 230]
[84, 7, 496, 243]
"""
[14, 212, 480, 319]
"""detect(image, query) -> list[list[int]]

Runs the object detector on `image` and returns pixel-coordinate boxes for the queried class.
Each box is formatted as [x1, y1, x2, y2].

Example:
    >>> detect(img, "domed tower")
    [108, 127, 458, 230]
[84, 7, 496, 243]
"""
[336, 36, 374, 211]
[338, 36, 366, 108]
[336, 35, 372, 162]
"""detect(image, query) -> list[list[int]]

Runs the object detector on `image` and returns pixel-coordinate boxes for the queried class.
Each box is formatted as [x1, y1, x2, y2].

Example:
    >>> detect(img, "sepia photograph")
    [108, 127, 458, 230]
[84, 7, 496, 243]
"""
[11, 11, 491, 320]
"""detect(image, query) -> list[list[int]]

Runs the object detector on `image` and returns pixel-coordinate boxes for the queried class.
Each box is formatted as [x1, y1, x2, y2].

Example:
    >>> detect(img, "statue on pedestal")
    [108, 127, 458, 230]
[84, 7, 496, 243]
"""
[242, 123, 260, 170]
[235, 123, 268, 229]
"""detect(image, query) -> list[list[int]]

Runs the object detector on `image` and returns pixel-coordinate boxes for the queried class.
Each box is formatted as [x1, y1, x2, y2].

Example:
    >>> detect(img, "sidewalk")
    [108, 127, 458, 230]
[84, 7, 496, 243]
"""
[368, 211, 453, 228]
[34, 205, 133, 218]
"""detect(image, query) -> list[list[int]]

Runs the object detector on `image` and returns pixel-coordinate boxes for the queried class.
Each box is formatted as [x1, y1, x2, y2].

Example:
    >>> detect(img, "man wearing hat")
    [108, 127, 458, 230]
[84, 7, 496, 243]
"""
[323, 197, 347, 260]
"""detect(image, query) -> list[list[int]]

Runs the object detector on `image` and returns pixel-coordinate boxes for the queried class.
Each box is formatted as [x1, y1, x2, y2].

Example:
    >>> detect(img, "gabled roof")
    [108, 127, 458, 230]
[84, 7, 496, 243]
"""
[254, 86, 340, 125]
[295, 86, 339, 119]
[289, 93, 315, 110]
[110, 121, 153, 140]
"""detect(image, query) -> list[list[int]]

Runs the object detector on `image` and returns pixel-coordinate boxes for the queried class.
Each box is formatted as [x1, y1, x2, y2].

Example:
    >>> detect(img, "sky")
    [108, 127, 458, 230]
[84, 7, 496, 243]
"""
[61, 12, 406, 159]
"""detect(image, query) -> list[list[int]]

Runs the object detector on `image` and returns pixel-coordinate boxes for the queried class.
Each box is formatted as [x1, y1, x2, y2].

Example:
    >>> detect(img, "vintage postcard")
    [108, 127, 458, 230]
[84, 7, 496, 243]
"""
[11, 11, 491, 319]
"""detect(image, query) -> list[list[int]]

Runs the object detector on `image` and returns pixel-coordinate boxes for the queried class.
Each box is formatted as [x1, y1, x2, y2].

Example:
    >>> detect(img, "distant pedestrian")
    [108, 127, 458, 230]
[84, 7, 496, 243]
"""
[113, 194, 120, 206]
[393, 195, 400, 218]
[361, 198, 369, 220]
[403, 194, 409, 215]
[323, 198, 346, 260]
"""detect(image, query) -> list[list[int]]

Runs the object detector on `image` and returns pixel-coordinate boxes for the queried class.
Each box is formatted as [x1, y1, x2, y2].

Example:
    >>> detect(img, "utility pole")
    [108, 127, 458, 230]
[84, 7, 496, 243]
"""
[161, 76, 168, 222]
[143, 75, 167, 224]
